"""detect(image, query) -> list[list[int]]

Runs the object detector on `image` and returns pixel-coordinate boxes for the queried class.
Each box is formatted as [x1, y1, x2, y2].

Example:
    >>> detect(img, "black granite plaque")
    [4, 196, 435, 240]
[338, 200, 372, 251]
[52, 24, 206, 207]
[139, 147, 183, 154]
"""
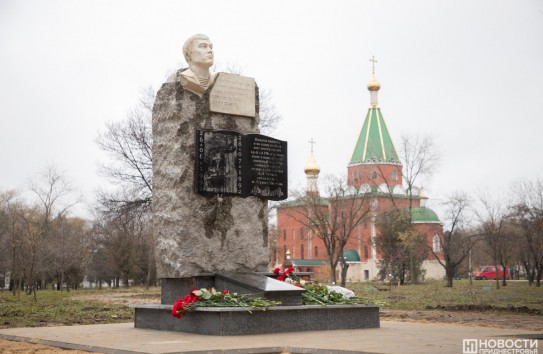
[195, 129, 287, 200]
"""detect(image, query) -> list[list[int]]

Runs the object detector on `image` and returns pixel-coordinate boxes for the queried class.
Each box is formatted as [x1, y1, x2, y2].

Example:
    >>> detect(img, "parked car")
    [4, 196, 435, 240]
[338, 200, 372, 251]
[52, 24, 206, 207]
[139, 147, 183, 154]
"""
[472, 265, 509, 280]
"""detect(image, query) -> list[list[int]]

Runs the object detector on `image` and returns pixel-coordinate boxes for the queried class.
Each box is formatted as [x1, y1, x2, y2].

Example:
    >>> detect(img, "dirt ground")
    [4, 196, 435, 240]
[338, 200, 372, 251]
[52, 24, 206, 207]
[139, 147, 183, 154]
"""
[1, 292, 542, 353]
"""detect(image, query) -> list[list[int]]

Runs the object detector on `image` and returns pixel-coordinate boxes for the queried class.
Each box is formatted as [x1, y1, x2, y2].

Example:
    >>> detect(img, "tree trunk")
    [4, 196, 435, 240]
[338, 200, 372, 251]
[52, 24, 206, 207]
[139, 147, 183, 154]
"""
[16, 277, 22, 300]
[494, 261, 500, 289]
[146, 266, 151, 290]
[330, 262, 337, 285]
[409, 254, 418, 284]
[445, 267, 454, 287]
[340, 262, 349, 287]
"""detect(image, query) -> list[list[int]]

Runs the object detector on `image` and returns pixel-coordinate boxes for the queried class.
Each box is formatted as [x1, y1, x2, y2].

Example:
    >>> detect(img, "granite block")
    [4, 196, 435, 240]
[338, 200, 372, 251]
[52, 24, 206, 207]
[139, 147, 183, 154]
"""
[133, 304, 380, 335]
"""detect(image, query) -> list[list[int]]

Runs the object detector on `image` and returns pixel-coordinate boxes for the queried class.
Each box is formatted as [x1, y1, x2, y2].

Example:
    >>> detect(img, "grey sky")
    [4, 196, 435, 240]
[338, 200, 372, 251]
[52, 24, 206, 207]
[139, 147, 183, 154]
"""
[1, 0, 542, 218]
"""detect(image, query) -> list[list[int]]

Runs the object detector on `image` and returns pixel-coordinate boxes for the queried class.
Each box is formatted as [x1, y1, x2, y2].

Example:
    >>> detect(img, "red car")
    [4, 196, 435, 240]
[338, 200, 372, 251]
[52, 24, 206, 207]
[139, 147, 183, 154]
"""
[472, 265, 509, 280]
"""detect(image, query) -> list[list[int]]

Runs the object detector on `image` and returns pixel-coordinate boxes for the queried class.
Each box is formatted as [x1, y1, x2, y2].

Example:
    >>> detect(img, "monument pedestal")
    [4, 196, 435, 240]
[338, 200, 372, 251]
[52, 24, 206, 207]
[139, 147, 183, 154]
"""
[133, 273, 380, 335]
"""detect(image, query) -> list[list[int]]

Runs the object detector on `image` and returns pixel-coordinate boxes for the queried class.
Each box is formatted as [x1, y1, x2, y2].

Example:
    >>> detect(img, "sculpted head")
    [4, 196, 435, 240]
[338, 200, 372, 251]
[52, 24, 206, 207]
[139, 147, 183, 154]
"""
[183, 34, 214, 68]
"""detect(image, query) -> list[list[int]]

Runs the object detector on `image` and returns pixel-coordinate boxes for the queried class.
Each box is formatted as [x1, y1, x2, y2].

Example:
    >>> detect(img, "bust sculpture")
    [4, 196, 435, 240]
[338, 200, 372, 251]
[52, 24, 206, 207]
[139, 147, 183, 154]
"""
[175, 34, 216, 96]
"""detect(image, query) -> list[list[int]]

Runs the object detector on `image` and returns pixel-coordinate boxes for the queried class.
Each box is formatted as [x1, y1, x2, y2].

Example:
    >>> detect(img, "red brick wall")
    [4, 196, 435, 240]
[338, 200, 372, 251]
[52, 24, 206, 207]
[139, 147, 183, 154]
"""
[347, 163, 403, 188]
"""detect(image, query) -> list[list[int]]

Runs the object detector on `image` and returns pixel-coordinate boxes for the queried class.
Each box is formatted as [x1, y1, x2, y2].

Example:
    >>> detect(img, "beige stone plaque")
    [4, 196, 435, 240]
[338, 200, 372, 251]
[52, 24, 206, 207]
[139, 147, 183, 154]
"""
[209, 73, 256, 118]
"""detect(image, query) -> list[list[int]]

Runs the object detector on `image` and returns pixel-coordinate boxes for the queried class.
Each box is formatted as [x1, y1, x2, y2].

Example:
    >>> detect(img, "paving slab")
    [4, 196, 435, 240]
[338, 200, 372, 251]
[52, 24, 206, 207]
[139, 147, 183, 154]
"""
[0, 321, 541, 354]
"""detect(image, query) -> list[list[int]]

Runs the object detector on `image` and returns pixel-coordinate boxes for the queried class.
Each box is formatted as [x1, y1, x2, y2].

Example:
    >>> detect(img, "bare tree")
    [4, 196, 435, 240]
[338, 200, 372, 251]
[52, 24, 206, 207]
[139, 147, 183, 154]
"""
[432, 192, 478, 287]
[95, 86, 154, 215]
[510, 179, 543, 286]
[0, 191, 16, 285]
[0, 191, 27, 297]
[399, 134, 440, 206]
[30, 166, 78, 292]
[287, 174, 372, 285]
[476, 193, 511, 288]
[47, 216, 90, 291]
[402, 134, 440, 283]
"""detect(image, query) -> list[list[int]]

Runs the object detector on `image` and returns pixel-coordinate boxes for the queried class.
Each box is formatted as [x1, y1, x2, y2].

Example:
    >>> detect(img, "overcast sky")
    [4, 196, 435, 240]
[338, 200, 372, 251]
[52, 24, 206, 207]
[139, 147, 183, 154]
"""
[1, 0, 542, 218]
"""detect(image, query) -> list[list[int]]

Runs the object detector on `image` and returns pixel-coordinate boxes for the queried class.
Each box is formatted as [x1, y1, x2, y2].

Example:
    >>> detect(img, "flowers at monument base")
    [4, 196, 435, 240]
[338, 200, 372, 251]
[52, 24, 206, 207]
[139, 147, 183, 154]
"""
[275, 267, 386, 306]
[171, 287, 281, 319]
[171, 287, 199, 318]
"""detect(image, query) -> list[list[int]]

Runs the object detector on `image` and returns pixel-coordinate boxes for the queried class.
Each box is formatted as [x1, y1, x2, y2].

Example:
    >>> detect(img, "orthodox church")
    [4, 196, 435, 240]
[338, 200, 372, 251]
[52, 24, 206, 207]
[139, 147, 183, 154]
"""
[275, 69, 445, 281]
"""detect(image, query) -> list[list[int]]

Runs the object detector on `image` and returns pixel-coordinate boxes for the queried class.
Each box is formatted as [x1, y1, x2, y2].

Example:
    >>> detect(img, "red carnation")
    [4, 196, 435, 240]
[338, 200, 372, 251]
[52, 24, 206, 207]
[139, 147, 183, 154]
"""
[172, 299, 185, 319]
[273, 267, 281, 274]
[222, 289, 229, 295]
[277, 275, 285, 281]
[285, 266, 294, 275]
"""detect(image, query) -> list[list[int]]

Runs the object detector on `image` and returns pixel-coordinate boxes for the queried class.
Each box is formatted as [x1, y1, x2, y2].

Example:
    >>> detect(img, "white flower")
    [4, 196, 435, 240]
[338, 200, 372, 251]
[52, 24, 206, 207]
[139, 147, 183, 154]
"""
[300, 280, 307, 286]
[285, 278, 293, 284]
[327, 286, 355, 299]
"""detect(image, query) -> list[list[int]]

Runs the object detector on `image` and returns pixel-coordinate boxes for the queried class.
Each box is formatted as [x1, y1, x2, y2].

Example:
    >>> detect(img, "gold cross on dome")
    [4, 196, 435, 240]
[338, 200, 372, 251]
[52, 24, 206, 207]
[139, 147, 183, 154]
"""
[369, 56, 378, 75]
[308, 138, 316, 153]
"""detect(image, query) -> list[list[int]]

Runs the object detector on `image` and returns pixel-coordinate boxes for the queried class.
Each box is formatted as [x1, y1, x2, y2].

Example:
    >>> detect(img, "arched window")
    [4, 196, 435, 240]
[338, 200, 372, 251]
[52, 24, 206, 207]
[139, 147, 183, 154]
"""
[301, 244, 305, 260]
[432, 234, 442, 253]
[371, 171, 377, 179]
[314, 246, 319, 257]
[391, 170, 398, 181]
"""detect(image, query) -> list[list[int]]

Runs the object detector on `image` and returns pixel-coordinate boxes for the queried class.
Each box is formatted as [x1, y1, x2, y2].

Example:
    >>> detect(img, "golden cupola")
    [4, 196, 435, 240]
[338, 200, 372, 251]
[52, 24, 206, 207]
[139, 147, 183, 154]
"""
[367, 77, 381, 92]
[304, 153, 321, 176]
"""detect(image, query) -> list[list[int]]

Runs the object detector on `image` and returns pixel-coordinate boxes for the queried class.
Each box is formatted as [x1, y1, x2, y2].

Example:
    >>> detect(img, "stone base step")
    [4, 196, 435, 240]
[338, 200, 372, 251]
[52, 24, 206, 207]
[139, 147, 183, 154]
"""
[133, 304, 380, 335]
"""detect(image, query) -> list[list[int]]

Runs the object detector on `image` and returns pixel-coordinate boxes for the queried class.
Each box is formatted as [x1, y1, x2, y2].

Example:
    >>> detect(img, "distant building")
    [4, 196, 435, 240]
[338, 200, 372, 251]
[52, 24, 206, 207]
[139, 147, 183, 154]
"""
[275, 71, 445, 281]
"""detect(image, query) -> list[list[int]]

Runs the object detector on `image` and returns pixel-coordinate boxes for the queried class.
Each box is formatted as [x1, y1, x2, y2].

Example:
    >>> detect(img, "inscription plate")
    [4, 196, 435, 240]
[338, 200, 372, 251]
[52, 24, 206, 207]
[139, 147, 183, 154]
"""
[246, 135, 287, 199]
[195, 129, 287, 200]
[209, 73, 256, 118]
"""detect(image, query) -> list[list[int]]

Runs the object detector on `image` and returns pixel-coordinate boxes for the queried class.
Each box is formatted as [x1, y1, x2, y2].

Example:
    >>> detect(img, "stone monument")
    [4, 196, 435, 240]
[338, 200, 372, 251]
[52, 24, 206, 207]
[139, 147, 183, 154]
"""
[133, 35, 379, 335]
[153, 34, 284, 280]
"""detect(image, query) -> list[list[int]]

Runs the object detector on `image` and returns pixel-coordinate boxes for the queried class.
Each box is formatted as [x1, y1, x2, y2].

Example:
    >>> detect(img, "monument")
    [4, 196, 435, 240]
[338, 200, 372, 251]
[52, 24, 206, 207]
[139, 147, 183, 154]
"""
[133, 34, 379, 335]
[152, 34, 287, 281]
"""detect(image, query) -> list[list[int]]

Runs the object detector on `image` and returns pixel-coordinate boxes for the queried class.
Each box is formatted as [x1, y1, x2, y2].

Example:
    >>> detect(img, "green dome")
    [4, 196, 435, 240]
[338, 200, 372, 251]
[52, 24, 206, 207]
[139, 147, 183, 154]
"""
[343, 249, 361, 262]
[411, 207, 440, 223]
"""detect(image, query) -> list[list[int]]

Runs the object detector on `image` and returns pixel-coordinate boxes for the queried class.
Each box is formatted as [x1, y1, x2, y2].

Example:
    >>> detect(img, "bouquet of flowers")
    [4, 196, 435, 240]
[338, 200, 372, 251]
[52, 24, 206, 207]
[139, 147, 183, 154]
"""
[273, 267, 386, 306]
[172, 287, 281, 319]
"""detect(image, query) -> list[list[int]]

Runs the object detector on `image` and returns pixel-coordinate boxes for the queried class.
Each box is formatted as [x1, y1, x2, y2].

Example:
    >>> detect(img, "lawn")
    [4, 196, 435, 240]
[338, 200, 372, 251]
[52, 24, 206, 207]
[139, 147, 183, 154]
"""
[349, 279, 543, 311]
[0, 287, 160, 328]
[1, 280, 541, 329]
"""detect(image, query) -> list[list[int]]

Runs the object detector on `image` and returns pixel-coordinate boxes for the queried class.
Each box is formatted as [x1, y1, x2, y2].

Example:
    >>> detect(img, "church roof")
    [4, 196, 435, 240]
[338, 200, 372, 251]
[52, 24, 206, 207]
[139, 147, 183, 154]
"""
[411, 207, 441, 223]
[349, 107, 400, 166]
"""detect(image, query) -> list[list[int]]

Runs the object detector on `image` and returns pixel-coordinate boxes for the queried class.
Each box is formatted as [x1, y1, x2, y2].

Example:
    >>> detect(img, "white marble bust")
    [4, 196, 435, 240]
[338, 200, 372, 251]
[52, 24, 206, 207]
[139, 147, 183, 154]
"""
[174, 34, 216, 96]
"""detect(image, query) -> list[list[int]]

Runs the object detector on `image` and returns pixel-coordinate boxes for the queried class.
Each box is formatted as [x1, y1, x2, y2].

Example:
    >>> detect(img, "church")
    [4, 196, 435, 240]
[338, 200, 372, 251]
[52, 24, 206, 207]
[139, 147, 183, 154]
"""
[274, 68, 445, 282]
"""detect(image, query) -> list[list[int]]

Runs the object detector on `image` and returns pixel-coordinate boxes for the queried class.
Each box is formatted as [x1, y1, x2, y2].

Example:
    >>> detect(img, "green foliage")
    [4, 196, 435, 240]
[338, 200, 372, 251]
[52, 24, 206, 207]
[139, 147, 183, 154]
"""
[192, 288, 281, 308]
[301, 281, 386, 306]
